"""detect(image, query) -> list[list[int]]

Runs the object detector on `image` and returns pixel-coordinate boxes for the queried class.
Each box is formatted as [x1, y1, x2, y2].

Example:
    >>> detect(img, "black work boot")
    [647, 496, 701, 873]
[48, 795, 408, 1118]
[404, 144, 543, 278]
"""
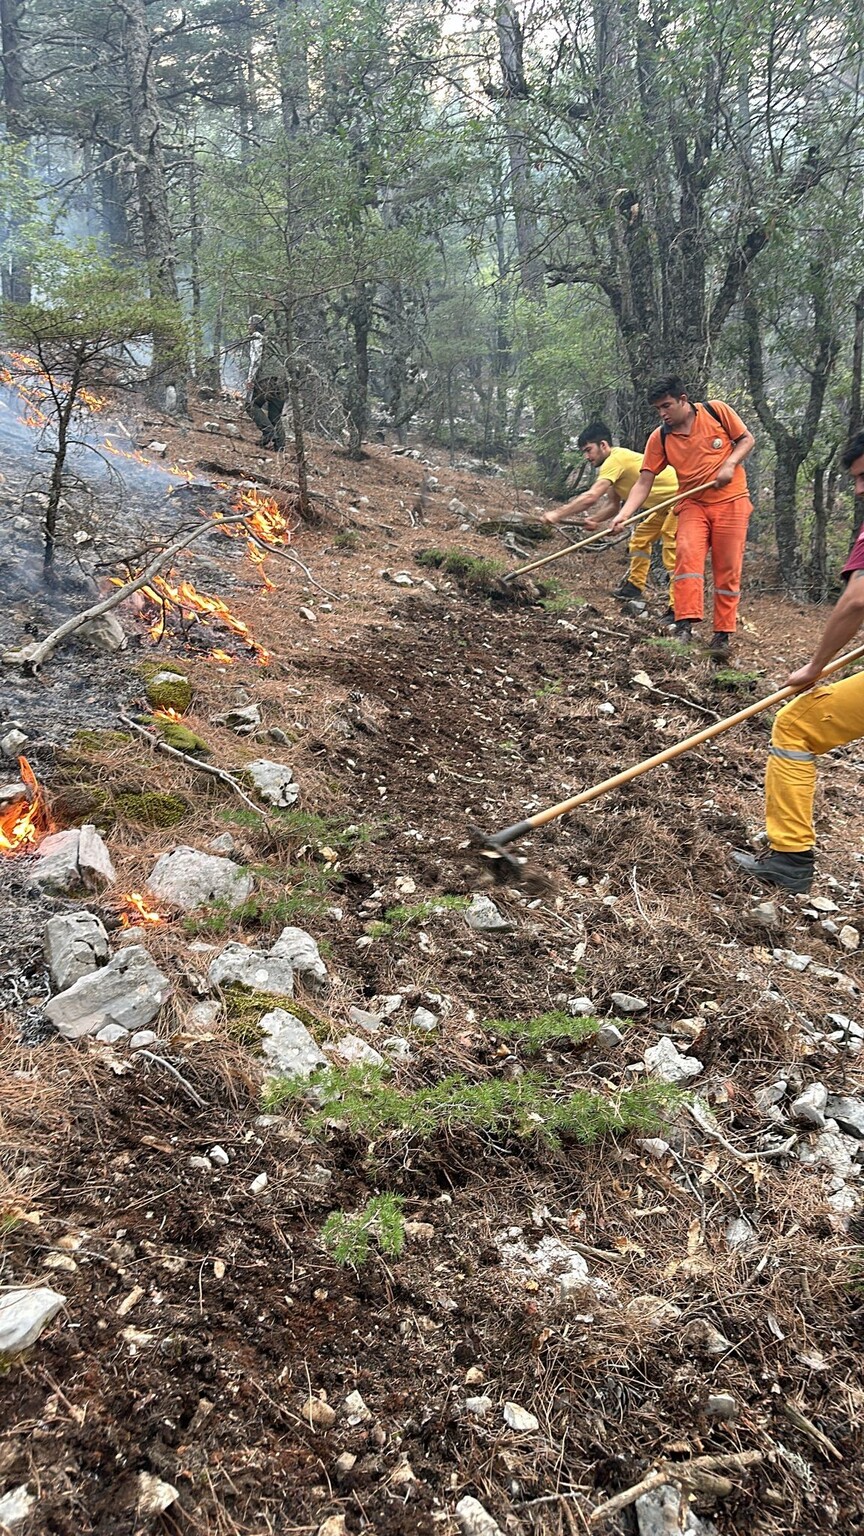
[613, 578, 644, 601]
[732, 847, 814, 894]
[708, 631, 732, 660]
[660, 607, 675, 627]
[673, 619, 693, 644]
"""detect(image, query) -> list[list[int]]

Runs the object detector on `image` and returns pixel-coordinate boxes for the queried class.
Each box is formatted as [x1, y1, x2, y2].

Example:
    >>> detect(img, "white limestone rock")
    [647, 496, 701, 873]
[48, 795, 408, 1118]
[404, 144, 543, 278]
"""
[208, 942, 294, 998]
[0, 1287, 65, 1355]
[259, 1008, 326, 1078]
[246, 759, 300, 807]
[44, 911, 109, 992]
[147, 846, 252, 912]
[45, 946, 170, 1041]
[271, 926, 328, 988]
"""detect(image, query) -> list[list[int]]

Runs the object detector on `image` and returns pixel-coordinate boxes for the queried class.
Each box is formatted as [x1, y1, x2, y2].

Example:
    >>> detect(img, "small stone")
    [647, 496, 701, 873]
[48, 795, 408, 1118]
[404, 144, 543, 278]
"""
[249, 1172, 268, 1195]
[74, 613, 126, 652]
[773, 948, 812, 972]
[115, 926, 147, 947]
[755, 1080, 787, 1110]
[213, 702, 262, 733]
[303, 1396, 337, 1428]
[611, 992, 648, 1014]
[706, 1392, 738, 1420]
[680, 1316, 731, 1354]
[392, 571, 414, 586]
[825, 1096, 864, 1139]
[129, 1029, 159, 1050]
[390, 1457, 417, 1485]
[411, 1006, 438, 1031]
[644, 1037, 703, 1083]
[29, 826, 116, 896]
[455, 1496, 504, 1536]
[147, 846, 252, 912]
[464, 894, 514, 933]
[1, 728, 27, 758]
[625, 1295, 682, 1327]
[567, 996, 595, 1018]
[271, 926, 328, 988]
[348, 1005, 383, 1034]
[343, 1389, 371, 1425]
[209, 832, 236, 854]
[44, 911, 110, 993]
[45, 946, 170, 1041]
[752, 902, 780, 929]
[596, 1022, 623, 1049]
[246, 759, 300, 807]
[189, 1156, 212, 1171]
[597, 701, 615, 716]
[725, 1216, 756, 1250]
[328, 1034, 384, 1068]
[464, 1365, 485, 1384]
[791, 1083, 828, 1127]
[637, 1137, 671, 1160]
[465, 1394, 493, 1416]
[299, 606, 317, 623]
[258, 1009, 327, 1078]
[136, 1471, 179, 1517]
[502, 1401, 539, 1433]
[209, 942, 295, 998]
[317, 1517, 347, 1536]
[839, 924, 860, 952]
[333, 1452, 357, 1478]
[404, 1220, 434, 1242]
[0, 1287, 65, 1355]
[209, 1145, 230, 1166]
[0, 1485, 34, 1528]
[188, 1000, 221, 1031]
[95, 1023, 129, 1045]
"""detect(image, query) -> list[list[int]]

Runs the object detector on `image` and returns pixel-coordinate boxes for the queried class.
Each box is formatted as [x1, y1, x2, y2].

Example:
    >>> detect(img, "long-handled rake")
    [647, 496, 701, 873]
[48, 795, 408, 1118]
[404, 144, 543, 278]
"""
[470, 642, 864, 884]
[501, 481, 717, 584]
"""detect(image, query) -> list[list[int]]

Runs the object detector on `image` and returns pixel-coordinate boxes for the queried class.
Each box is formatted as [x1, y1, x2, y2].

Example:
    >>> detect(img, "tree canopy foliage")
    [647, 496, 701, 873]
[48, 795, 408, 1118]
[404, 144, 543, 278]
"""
[0, 0, 862, 581]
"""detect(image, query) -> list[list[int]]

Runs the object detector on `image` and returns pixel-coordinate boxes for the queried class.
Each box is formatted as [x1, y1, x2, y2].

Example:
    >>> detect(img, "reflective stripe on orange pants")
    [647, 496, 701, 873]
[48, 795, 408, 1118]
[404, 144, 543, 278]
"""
[766, 671, 864, 850]
[673, 495, 751, 630]
[628, 506, 677, 603]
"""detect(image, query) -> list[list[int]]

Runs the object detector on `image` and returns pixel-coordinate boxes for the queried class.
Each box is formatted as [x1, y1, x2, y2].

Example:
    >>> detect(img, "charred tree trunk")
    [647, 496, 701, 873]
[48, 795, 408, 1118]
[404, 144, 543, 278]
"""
[120, 0, 187, 410]
[43, 359, 83, 575]
[280, 298, 313, 522]
[809, 448, 837, 601]
[0, 0, 30, 304]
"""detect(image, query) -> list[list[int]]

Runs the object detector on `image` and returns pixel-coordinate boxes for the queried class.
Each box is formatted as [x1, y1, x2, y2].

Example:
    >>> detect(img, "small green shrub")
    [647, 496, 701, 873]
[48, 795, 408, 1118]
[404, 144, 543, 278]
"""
[536, 579, 585, 615]
[264, 1063, 680, 1148]
[711, 668, 760, 692]
[645, 636, 690, 655]
[489, 1011, 601, 1053]
[322, 1193, 405, 1266]
[365, 894, 469, 938]
[333, 530, 360, 551]
[535, 677, 562, 701]
[185, 873, 335, 936]
[415, 547, 503, 590]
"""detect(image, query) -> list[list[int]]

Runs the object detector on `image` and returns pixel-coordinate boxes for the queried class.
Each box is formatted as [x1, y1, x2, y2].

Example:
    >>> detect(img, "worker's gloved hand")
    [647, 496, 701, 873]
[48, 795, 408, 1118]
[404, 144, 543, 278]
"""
[786, 662, 823, 691]
[714, 461, 736, 488]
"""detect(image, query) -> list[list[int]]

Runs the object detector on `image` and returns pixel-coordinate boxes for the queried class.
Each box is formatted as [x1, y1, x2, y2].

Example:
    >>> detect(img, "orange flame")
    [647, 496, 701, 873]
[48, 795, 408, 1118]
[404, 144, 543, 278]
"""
[120, 892, 164, 926]
[140, 573, 270, 664]
[102, 437, 196, 483]
[0, 758, 52, 854]
[209, 649, 236, 665]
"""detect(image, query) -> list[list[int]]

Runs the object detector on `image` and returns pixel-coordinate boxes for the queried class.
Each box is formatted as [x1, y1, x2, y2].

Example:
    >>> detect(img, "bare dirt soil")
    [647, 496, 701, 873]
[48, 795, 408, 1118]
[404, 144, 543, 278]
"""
[1, 394, 863, 1536]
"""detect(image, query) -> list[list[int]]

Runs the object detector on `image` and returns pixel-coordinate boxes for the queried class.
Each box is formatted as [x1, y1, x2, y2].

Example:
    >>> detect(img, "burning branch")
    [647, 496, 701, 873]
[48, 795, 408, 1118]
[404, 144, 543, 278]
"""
[2, 512, 254, 674]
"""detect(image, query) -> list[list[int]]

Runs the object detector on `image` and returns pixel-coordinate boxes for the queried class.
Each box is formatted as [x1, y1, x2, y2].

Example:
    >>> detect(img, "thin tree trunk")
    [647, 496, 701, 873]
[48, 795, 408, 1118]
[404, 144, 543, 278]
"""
[120, 0, 187, 410]
[849, 285, 864, 542]
[0, 0, 30, 303]
[345, 284, 370, 459]
[281, 299, 312, 521]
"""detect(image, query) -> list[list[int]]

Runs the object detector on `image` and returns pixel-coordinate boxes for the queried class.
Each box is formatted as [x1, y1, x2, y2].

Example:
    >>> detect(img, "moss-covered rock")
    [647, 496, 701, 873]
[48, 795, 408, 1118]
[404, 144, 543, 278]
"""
[72, 728, 132, 752]
[113, 789, 188, 827]
[146, 717, 211, 756]
[223, 986, 323, 1049]
[145, 671, 193, 713]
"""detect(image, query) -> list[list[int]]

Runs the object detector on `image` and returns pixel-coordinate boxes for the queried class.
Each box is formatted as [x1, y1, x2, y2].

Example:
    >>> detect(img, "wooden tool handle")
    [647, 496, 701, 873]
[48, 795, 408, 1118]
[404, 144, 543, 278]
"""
[525, 641, 864, 833]
[502, 481, 718, 582]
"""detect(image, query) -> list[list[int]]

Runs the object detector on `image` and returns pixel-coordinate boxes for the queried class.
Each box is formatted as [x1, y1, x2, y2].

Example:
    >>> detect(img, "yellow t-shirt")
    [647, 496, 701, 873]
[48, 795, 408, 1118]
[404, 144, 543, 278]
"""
[596, 446, 678, 509]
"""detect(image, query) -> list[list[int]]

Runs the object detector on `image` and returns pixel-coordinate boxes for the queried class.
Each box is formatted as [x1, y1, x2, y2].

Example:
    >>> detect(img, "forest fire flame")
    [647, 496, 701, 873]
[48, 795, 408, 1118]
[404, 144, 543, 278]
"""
[120, 892, 164, 926]
[140, 572, 271, 664]
[0, 758, 52, 855]
[103, 437, 196, 482]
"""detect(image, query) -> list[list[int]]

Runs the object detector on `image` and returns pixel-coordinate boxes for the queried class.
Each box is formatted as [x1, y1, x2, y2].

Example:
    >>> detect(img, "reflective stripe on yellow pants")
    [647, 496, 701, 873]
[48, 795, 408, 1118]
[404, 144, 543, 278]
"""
[628, 507, 677, 602]
[766, 670, 864, 850]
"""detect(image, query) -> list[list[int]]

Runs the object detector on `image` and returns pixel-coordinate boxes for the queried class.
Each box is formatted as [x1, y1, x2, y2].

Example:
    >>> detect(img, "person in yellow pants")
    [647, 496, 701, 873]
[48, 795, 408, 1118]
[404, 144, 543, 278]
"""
[733, 431, 864, 895]
[543, 422, 679, 619]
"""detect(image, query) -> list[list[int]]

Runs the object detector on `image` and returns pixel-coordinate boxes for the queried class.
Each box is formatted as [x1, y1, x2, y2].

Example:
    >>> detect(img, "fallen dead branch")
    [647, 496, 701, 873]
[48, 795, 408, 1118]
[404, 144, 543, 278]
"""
[117, 712, 267, 820]
[244, 528, 342, 599]
[136, 1050, 208, 1110]
[781, 1401, 843, 1461]
[687, 1101, 798, 1164]
[3, 511, 253, 673]
[588, 1449, 764, 1525]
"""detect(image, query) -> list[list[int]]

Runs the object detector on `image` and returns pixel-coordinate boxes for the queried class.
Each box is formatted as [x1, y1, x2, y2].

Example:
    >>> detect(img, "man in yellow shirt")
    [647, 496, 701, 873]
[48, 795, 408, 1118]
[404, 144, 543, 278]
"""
[543, 422, 679, 617]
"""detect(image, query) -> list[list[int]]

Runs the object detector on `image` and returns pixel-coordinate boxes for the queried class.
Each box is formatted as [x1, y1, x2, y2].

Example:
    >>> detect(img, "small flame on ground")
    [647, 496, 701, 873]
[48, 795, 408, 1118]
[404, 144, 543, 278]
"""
[141, 572, 271, 664]
[102, 437, 195, 483]
[120, 892, 164, 926]
[209, 649, 236, 665]
[0, 757, 52, 854]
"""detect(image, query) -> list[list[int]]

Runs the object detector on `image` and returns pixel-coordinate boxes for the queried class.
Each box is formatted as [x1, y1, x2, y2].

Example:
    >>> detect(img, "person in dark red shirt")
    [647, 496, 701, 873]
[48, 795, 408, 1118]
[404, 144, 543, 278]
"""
[733, 431, 864, 894]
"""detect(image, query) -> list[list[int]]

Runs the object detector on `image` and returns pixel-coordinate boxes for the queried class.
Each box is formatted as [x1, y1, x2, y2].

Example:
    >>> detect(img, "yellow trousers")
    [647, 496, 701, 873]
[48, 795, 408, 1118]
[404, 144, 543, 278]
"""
[766, 670, 864, 850]
[628, 507, 677, 602]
